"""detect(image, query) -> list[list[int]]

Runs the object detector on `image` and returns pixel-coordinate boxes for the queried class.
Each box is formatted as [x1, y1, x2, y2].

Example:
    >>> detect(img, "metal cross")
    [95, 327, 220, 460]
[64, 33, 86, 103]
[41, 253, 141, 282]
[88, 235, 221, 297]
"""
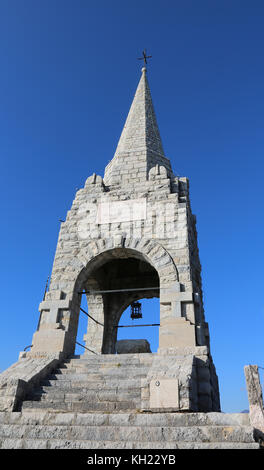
[137, 49, 152, 66]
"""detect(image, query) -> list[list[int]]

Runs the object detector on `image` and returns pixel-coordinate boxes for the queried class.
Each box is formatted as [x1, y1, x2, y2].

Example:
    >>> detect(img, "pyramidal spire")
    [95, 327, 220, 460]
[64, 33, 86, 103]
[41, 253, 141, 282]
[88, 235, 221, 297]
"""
[114, 67, 165, 157]
[104, 67, 173, 185]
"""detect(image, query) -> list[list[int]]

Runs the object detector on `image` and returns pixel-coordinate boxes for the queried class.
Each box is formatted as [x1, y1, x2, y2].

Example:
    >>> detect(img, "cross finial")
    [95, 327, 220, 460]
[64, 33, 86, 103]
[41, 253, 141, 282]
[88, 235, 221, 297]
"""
[137, 49, 152, 67]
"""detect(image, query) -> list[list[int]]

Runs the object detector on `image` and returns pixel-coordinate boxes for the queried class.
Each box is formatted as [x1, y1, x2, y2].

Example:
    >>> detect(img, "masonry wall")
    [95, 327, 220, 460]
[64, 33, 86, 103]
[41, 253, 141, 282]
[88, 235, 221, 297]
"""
[33, 160, 207, 354]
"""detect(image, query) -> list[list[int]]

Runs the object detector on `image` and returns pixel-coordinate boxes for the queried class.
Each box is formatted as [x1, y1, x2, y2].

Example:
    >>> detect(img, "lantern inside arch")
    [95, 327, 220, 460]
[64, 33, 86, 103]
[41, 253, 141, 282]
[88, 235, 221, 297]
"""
[130, 301, 142, 320]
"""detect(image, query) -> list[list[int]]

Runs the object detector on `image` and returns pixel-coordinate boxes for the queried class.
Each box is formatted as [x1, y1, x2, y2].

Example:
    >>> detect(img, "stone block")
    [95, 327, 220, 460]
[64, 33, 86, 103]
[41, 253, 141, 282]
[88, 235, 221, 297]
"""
[159, 317, 196, 349]
[116, 340, 151, 354]
[244, 365, 264, 437]
[160, 289, 193, 303]
[31, 329, 68, 354]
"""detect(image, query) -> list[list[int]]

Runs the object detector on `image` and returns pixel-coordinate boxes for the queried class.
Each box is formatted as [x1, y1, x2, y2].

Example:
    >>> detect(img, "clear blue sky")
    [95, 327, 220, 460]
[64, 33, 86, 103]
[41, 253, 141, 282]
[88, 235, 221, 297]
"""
[0, 0, 263, 413]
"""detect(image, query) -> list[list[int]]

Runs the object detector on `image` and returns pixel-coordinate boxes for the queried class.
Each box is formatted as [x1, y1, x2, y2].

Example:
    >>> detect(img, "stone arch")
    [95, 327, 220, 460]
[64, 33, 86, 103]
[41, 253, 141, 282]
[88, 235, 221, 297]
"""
[40, 238, 179, 356]
[49, 237, 178, 296]
[73, 237, 178, 292]
[64, 238, 178, 354]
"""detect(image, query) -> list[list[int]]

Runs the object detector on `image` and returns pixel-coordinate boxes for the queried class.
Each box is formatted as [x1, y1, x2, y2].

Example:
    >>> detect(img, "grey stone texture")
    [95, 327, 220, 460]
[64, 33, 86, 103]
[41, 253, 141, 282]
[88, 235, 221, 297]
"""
[11, 351, 216, 414]
[0, 411, 259, 449]
[116, 339, 151, 354]
[0, 354, 64, 412]
[0, 354, 259, 448]
[244, 365, 264, 440]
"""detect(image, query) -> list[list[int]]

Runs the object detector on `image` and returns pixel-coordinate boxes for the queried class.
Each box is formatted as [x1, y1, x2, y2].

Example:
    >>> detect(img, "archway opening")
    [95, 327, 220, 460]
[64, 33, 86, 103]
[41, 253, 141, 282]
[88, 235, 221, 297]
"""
[74, 294, 89, 356]
[74, 248, 160, 355]
[117, 297, 160, 353]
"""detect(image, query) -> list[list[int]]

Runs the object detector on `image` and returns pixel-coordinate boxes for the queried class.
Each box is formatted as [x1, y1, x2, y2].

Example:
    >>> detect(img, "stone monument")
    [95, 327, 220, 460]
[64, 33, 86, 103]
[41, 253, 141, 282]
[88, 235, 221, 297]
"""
[0, 65, 221, 415]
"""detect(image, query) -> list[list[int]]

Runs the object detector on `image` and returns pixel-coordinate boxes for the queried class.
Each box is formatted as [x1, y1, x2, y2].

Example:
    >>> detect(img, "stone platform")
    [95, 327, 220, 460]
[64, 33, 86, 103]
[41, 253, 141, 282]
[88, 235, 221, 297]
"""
[0, 353, 259, 449]
[0, 410, 259, 449]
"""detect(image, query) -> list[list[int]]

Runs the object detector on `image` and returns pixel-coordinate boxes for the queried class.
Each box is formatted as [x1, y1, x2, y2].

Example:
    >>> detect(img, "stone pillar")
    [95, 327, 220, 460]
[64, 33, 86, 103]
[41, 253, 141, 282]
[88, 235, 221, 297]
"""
[159, 284, 196, 350]
[83, 293, 105, 354]
[244, 365, 264, 439]
[30, 290, 76, 356]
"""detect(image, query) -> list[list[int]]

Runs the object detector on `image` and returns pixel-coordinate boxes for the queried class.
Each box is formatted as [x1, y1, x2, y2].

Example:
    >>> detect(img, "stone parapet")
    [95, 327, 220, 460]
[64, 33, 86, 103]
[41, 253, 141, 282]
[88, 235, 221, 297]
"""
[0, 354, 64, 412]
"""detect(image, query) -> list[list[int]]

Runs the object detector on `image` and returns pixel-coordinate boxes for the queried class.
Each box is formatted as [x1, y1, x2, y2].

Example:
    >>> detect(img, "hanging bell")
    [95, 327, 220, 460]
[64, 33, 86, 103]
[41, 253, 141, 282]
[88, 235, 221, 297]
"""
[130, 301, 142, 320]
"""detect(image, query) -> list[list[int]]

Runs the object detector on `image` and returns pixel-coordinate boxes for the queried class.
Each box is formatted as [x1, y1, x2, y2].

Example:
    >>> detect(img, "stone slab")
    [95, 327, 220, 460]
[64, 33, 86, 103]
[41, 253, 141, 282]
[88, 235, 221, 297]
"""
[116, 340, 151, 354]
[149, 379, 179, 409]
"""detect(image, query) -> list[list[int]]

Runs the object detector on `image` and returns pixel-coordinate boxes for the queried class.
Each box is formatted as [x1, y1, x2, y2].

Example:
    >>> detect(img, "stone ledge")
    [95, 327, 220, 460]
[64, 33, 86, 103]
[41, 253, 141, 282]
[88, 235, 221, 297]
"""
[157, 346, 209, 356]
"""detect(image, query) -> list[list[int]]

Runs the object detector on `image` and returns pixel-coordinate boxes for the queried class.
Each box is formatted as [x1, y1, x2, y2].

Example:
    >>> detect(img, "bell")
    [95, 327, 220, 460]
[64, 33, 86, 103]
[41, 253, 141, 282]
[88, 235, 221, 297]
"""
[130, 301, 142, 320]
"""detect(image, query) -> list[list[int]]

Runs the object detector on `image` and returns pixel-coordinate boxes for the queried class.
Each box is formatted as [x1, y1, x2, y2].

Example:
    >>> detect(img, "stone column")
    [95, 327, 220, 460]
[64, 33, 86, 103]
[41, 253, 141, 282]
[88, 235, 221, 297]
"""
[244, 365, 264, 439]
[83, 293, 105, 354]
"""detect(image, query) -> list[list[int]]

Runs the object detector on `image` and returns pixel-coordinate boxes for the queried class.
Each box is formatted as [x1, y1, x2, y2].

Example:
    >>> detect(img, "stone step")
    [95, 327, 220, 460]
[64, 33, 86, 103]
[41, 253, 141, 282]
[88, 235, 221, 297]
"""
[0, 438, 259, 450]
[38, 379, 143, 391]
[0, 411, 252, 428]
[21, 400, 140, 412]
[52, 365, 150, 375]
[66, 353, 154, 362]
[45, 372, 147, 382]
[62, 364, 151, 371]
[0, 423, 256, 443]
[27, 389, 141, 402]
[41, 373, 146, 382]
[39, 381, 144, 391]
[66, 359, 154, 367]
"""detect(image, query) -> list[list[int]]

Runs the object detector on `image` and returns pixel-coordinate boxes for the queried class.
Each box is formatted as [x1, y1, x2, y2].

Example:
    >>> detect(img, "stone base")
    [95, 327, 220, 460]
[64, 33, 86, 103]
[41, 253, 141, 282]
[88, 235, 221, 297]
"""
[0, 411, 259, 449]
[0, 346, 220, 414]
[30, 328, 74, 356]
[145, 346, 221, 412]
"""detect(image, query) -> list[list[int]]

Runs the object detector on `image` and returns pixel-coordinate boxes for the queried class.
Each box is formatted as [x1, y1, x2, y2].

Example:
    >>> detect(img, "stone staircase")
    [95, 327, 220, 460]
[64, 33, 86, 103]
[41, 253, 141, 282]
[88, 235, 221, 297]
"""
[21, 353, 152, 413]
[0, 410, 259, 449]
[0, 354, 260, 449]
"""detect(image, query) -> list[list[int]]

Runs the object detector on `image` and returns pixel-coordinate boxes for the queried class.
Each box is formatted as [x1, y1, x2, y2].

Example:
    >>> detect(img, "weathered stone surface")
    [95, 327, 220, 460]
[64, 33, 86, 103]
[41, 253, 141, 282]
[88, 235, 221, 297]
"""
[244, 365, 264, 439]
[0, 409, 259, 449]
[3, 353, 218, 417]
[0, 355, 64, 412]
[116, 340, 151, 354]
